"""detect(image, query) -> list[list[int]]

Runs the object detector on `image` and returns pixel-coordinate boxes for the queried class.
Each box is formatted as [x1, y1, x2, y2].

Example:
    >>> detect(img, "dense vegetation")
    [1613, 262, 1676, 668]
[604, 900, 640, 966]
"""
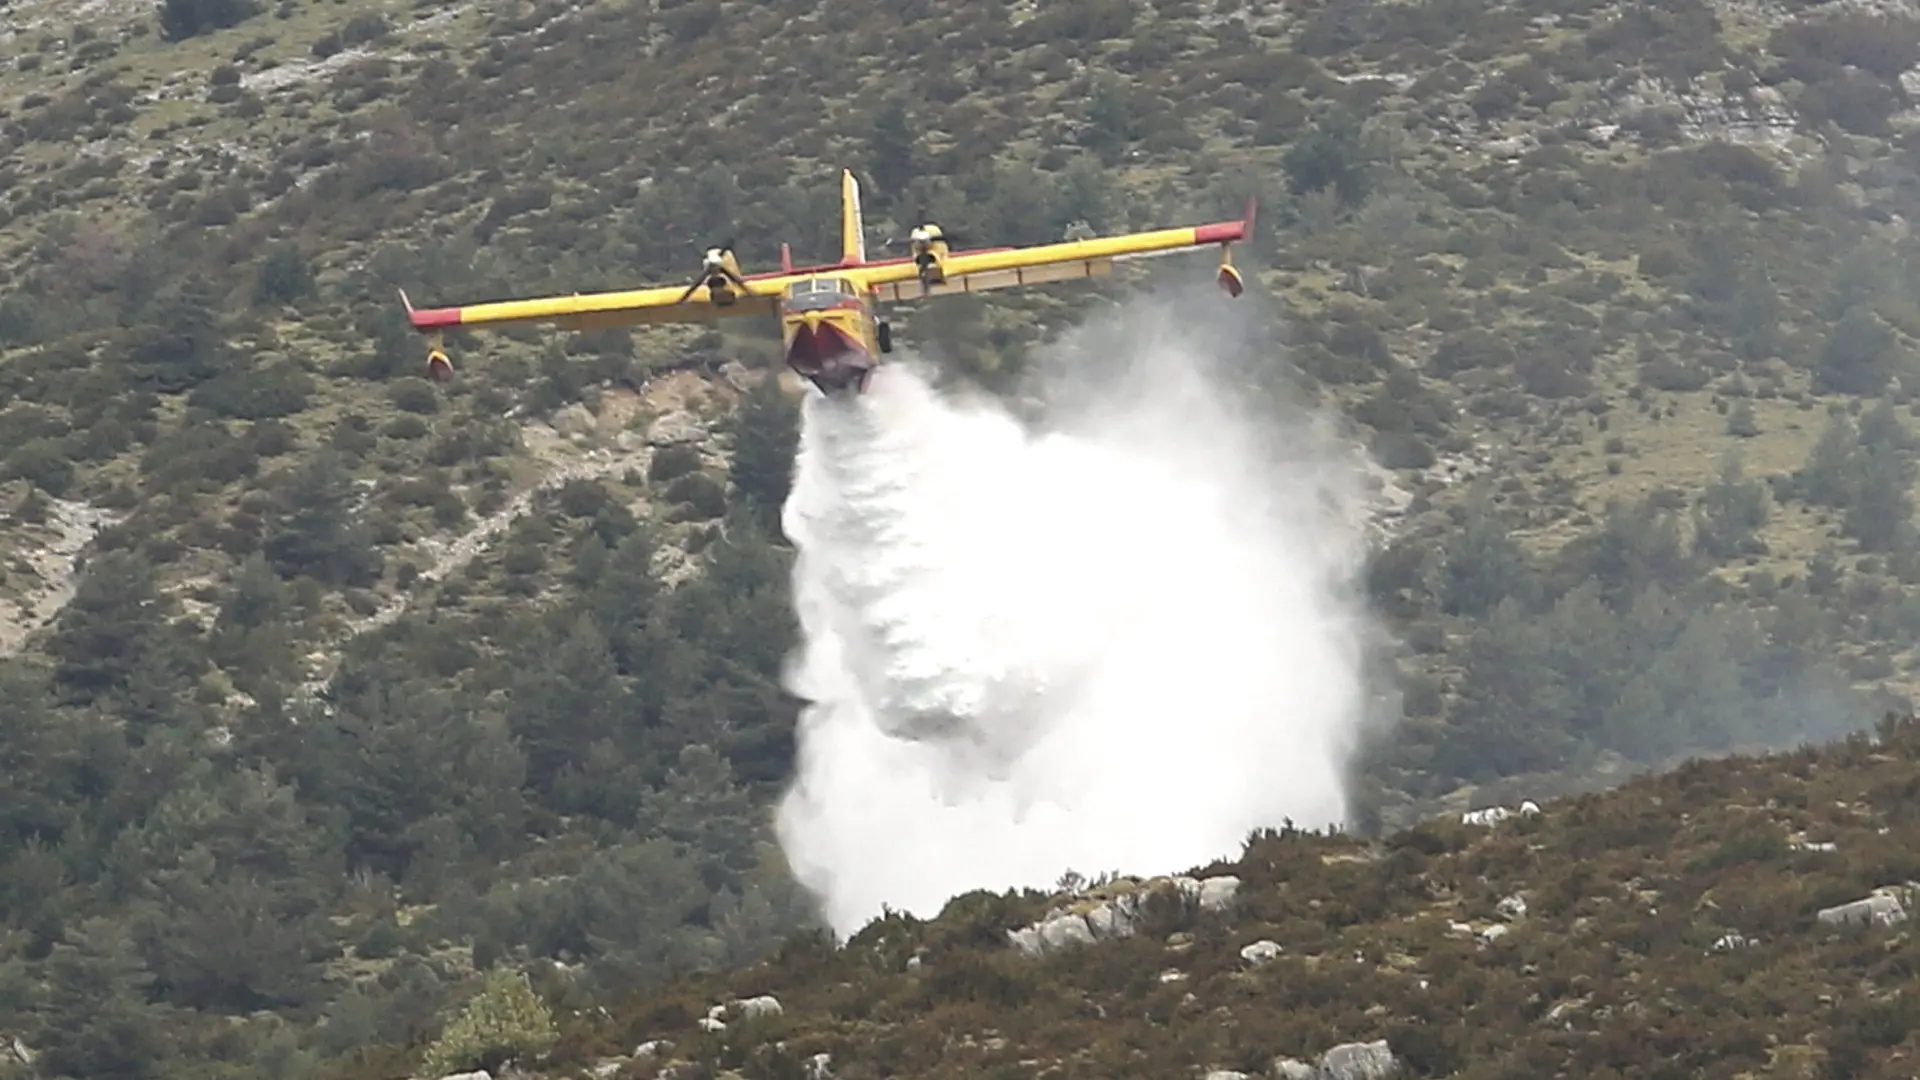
[3, 0, 1920, 1074]
[490, 711, 1920, 1080]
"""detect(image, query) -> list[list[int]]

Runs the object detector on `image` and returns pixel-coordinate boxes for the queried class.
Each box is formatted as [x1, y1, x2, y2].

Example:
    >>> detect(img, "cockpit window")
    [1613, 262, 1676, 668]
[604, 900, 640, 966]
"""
[786, 277, 852, 296]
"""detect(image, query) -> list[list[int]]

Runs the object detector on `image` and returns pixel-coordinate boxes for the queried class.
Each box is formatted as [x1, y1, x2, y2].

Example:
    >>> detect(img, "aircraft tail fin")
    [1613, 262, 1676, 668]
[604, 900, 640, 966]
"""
[840, 168, 867, 266]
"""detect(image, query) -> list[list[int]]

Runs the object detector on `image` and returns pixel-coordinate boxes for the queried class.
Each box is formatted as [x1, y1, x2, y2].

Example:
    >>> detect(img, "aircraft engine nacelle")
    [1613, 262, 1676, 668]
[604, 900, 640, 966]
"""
[706, 273, 740, 304]
[909, 226, 950, 285]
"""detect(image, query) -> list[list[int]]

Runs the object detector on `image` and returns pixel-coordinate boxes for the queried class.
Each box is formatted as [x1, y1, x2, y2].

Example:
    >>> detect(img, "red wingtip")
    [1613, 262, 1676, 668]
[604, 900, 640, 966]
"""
[1243, 195, 1258, 240]
[1196, 197, 1261, 247]
[401, 288, 465, 331]
[409, 306, 463, 330]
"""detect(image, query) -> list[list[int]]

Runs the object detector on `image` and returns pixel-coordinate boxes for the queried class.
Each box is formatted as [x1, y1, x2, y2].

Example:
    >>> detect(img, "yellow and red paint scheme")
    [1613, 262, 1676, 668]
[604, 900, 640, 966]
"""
[401, 168, 1257, 396]
[778, 276, 883, 393]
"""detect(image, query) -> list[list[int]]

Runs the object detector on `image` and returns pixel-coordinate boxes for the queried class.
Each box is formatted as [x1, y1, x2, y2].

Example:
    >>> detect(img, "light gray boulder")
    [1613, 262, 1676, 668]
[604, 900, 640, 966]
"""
[1816, 885, 1914, 929]
[1319, 1039, 1398, 1079]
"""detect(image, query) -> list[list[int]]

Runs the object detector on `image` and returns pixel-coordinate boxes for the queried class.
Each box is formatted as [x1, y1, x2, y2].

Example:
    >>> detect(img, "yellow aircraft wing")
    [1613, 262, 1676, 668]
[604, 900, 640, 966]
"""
[855, 198, 1258, 303]
[402, 278, 788, 336]
[404, 167, 878, 338]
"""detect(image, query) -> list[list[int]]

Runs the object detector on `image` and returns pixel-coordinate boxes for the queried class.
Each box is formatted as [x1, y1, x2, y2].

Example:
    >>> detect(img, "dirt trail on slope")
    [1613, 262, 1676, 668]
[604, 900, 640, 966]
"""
[303, 372, 735, 691]
[0, 368, 742, 682]
[343, 422, 657, 638]
[0, 495, 126, 657]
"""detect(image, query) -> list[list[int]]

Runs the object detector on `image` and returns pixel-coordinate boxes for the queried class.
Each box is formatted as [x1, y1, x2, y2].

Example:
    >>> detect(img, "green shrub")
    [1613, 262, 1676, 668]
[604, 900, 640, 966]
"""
[419, 968, 559, 1077]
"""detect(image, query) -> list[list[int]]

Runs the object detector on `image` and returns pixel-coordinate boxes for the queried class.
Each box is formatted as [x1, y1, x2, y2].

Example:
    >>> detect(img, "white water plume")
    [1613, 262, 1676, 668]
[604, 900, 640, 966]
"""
[772, 297, 1378, 940]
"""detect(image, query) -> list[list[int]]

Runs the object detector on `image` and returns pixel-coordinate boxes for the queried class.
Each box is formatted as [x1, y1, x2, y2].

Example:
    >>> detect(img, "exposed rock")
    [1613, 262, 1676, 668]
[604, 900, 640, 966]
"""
[1816, 884, 1915, 929]
[1038, 913, 1096, 952]
[1495, 894, 1528, 921]
[1544, 999, 1585, 1026]
[1084, 899, 1136, 939]
[635, 1039, 674, 1057]
[1608, 74, 1803, 159]
[1460, 800, 1541, 826]
[1005, 873, 1244, 958]
[1712, 932, 1755, 952]
[1319, 1039, 1399, 1079]
[0, 494, 123, 657]
[552, 403, 596, 437]
[1239, 939, 1283, 966]
[1007, 926, 1045, 956]
[700, 994, 780, 1029]
[805, 1051, 833, 1079]
[1199, 875, 1242, 913]
[3, 1036, 32, 1067]
[1486, 134, 1534, 158]
[648, 411, 708, 446]
[732, 994, 783, 1019]
[1269, 1043, 1399, 1080]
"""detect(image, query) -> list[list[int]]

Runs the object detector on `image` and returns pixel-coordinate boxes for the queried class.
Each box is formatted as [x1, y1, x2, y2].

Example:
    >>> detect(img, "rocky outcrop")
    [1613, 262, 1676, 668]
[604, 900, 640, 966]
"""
[1816, 884, 1916, 929]
[0, 491, 123, 657]
[1006, 873, 1241, 958]
[1239, 939, 1283, 966]
[647, 411, 708, 447]
[1460, 801, 1541, 827]
[694, 993, 784, 1032]
[1271, 1039, 1401, 1079]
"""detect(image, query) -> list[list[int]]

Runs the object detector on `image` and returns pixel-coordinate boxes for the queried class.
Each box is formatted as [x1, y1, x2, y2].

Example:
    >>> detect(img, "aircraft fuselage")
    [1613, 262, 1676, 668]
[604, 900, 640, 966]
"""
[775, 274, 883, 395]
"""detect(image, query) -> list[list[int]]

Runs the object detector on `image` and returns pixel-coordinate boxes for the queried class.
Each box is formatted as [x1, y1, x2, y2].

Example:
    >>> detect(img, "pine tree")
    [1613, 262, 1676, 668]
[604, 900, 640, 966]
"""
[727, 376, 800, 538]
[866, 97, 916, 199]
[419, 968, 558, 1077]
[1692, 451, 1771, 559]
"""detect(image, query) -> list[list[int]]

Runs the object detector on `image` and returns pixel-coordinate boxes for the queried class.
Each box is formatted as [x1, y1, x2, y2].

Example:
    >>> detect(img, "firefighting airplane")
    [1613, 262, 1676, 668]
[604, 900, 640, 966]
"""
[400, 168, 1257, 395]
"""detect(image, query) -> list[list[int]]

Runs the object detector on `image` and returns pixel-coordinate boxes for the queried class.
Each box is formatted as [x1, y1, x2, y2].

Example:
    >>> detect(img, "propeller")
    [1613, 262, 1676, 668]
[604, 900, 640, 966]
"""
[675, 238, 748, 303]
[879, 221, 971, 252]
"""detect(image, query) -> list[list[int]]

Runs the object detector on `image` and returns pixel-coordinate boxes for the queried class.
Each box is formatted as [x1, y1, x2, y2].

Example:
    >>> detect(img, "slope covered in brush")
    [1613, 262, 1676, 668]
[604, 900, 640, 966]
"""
[368, 713, 1920, 1080]
[3, 0, 1920, 1074]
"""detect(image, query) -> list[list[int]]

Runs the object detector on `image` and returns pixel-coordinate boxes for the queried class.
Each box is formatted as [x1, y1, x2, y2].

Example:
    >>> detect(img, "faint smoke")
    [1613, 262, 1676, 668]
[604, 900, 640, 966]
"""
[771, 297, 1379, 939]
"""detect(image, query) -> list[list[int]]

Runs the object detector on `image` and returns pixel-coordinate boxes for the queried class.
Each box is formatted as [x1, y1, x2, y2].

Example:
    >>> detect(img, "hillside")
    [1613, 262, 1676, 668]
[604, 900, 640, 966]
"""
[367, 713, 1920, 1080]
[5, 0, 1920, 1074]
